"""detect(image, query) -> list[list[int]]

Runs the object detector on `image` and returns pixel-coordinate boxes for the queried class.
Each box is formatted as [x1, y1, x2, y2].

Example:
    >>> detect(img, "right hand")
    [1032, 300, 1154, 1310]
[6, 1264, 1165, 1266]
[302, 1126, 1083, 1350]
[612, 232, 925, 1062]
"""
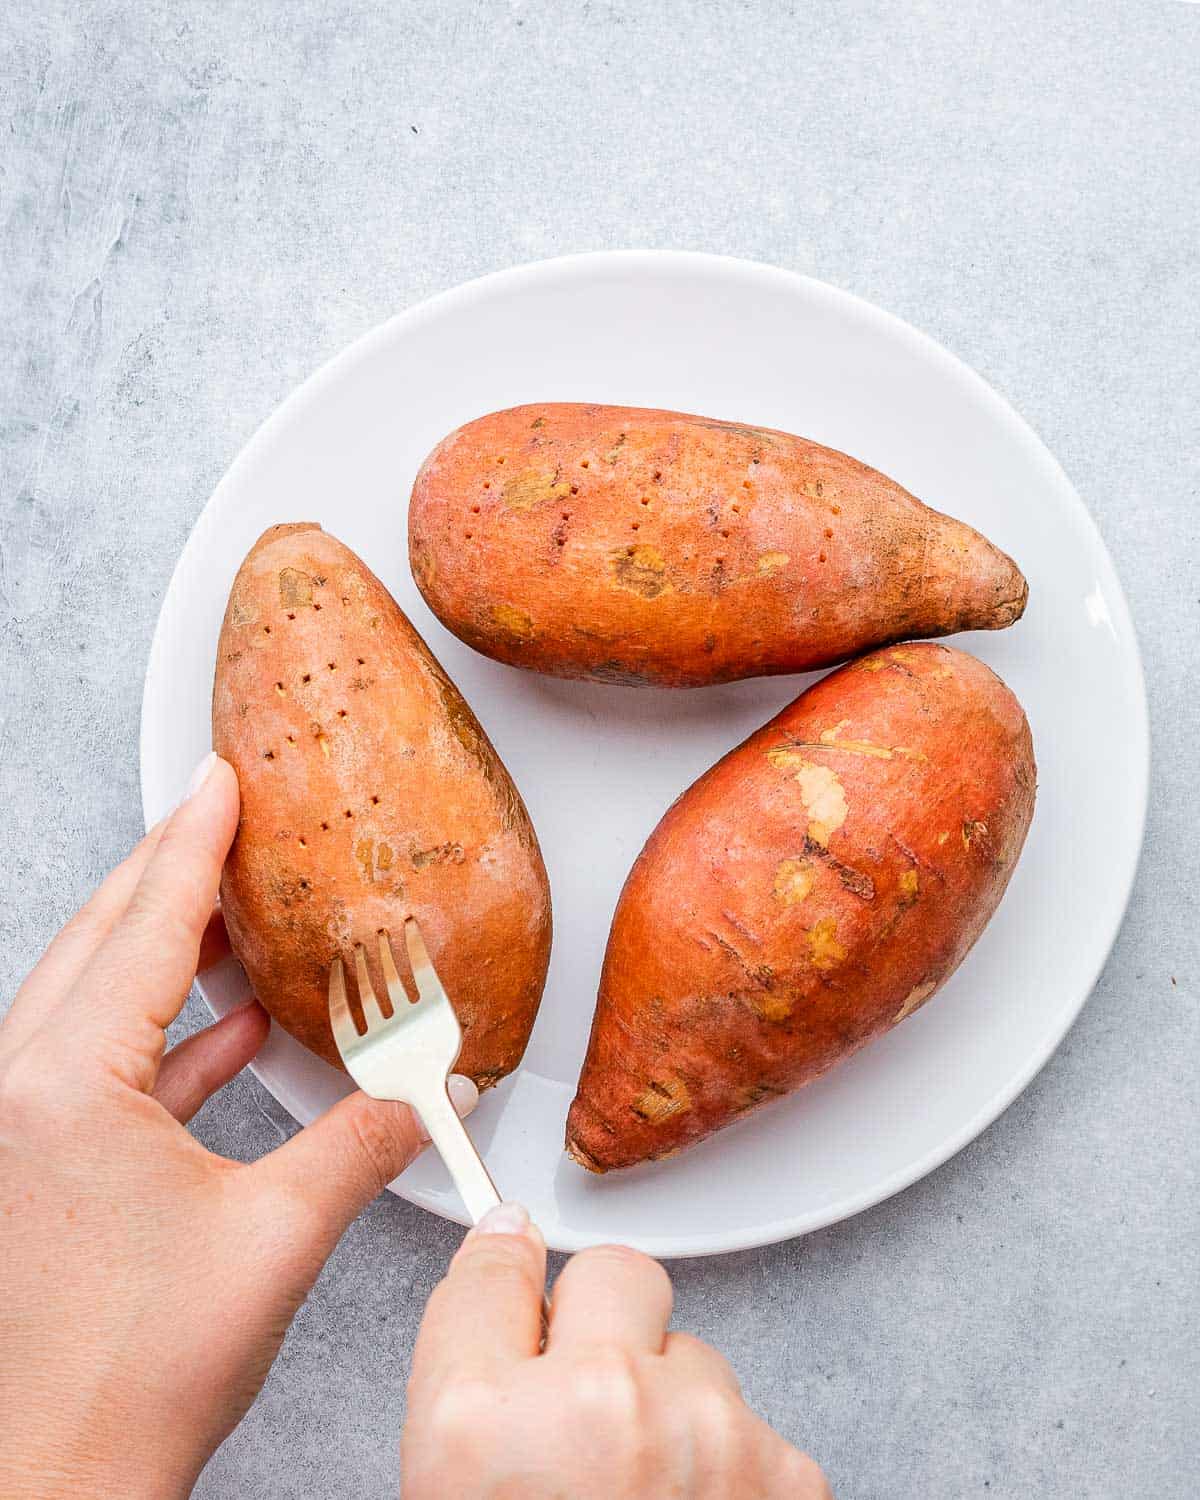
[402, 1203, 832, 1499]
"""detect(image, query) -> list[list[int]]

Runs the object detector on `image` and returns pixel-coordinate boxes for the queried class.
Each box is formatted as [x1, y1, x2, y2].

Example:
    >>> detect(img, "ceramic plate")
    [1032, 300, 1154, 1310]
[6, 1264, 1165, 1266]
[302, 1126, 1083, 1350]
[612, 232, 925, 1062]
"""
[141, 251, 1147, 1257]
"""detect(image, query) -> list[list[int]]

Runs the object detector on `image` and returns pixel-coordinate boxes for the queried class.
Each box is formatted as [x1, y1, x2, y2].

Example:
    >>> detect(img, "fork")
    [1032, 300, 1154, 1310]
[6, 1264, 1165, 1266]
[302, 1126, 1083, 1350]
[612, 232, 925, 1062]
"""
[328, 918, 501, 1222]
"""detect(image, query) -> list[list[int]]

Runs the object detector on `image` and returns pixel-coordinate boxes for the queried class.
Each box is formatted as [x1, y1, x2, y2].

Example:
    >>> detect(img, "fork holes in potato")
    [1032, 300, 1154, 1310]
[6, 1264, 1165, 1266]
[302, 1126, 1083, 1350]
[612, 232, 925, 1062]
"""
[274, 682, 285, 694]
[328, 661, 337, 671]
[570, 485, 579, 495]
[320, 821, 329, 831]
[286, 735, 296, 745]
[356, 657, 365, 666]
[337, 709, 347, 718]
[371, 795, 379, 805]
[312, 603, 321, 611]
[471, 505, 481, 514]
[720, 529, 730, 539]
[344, 809, 352, 818]
[263, 625, 271, 635]
[641, 496, 650, 506]
[302, 674, 311, 683]
[298, 838, 306, 849]
[263, 750, 275, 760]
[580, 459, 589, 469]
[464, 531, 473, 540]
[653, 470, 662, 482]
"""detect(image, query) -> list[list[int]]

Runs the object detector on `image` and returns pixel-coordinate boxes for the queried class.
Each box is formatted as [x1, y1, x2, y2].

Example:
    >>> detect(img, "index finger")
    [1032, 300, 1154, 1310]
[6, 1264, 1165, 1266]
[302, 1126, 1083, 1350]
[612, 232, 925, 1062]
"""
[411, 1204, 546, 1386]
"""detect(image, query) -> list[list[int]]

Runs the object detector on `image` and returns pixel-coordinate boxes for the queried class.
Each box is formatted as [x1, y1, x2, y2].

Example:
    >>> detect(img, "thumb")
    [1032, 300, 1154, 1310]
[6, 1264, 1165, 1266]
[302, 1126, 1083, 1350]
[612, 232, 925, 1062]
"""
[250, 1076, 479, 1251]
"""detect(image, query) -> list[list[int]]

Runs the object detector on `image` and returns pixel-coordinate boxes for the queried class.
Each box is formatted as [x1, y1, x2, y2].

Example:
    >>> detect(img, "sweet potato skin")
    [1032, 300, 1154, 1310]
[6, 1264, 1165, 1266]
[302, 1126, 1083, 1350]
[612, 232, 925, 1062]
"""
[566, 642, 1035, 1170]
[410, 404, 1028, 688]
[213, 524, 552, 1086]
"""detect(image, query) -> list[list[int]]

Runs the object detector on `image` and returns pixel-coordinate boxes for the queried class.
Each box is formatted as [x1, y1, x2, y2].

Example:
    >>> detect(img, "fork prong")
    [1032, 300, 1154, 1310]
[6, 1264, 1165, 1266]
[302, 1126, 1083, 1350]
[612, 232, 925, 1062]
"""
[354, 943, 384, 1028]
[403, 917, 444, 1005]
[328, 955, 358, 1046]
[378, 930, 411, 1011]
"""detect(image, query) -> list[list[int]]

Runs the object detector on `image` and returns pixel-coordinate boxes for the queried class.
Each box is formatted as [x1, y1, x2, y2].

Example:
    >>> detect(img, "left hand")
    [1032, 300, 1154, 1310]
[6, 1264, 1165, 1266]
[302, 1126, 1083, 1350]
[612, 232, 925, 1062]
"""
[0, 753, 474, 1500]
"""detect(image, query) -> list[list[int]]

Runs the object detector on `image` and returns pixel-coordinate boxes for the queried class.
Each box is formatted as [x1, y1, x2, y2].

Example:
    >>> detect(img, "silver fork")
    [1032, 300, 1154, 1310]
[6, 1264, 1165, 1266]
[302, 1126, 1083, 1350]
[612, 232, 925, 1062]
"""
[328, 918, 501, 1222]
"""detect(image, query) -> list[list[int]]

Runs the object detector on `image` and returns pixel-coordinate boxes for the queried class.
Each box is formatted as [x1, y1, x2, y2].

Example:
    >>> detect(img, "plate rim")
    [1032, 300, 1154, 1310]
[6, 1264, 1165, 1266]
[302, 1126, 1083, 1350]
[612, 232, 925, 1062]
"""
[140, 249, 1150, 1256]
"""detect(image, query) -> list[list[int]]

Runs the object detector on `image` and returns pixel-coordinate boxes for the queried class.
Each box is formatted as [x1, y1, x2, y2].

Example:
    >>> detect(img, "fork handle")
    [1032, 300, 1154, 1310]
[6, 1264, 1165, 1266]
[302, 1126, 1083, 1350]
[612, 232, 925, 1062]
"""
[412, 1086, 502, 1224]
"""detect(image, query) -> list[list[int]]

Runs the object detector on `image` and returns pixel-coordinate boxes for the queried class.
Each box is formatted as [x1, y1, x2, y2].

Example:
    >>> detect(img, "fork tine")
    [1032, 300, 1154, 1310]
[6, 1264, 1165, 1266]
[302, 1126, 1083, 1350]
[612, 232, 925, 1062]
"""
[378, 930, 411, 1010]
[353, 943, 384, 1028]
[328, 955, 359, 1046]
[403, 917, 443, 1004]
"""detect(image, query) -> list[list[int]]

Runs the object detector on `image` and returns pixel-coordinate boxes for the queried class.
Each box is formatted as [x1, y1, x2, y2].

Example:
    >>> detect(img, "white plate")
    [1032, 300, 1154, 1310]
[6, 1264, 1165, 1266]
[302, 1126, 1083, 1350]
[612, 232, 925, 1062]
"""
[141, 251, 1147, 1258]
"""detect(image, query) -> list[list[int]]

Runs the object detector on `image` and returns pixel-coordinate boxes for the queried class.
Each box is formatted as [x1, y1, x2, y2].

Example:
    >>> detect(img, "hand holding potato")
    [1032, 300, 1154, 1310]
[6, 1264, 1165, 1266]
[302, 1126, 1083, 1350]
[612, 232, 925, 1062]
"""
[0, 757, 474, 1499]
[403, 1204, 832, 1499]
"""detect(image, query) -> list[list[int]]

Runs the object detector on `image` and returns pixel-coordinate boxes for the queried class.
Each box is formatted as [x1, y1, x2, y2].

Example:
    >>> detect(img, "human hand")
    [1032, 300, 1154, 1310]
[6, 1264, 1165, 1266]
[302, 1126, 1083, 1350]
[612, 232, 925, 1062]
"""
[0, 753, 476, 1500]
[402, 1203, 832, 1498]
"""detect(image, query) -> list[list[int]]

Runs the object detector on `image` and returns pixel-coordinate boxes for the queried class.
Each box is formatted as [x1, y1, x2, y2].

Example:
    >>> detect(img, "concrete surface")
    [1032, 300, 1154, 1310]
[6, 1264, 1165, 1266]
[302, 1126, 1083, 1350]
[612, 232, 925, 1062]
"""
[2, 2, 1197, 1496]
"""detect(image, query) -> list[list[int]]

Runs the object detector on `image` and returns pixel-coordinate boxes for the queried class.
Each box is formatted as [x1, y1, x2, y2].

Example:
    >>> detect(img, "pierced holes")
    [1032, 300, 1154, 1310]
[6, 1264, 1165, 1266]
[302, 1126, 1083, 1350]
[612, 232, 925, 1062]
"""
[370, 795, 380, 805]
[327, 661, 337, 671]
[580, 459, 589, 469]
[824, 527, 834, 539]
[818, 551, 827, 563]
[831, 504, 842, 515]
[556, 538, 565, 547]
[742, 480, 752, 490]
[263, 625, 271, 635]
[356, 657, 365, 666]
[286, 735, 296, 745]
[570, 485, 579, 495]
[341, 595, 350, 605]
[496, 456, 506, 465]
[313, 602, 322, 611]
[626, 545, 636, 557]
[320, 821, 329, 831]
[483, 481, 491, 490]
[751, 458, 760, 465]
[653, 470, 662, 482]
[263, 750, 275, 760]
[640, 496, 650, 506]
[732, 504, 741, 514]
[286, 612, 296, 621]
[298, 838, 307, 849]
[274, 682, 285, 695]
[561, 511, 570, 521]
[631, 522, 640, 531]
[344, 809, 353, 819]
[720, 529, 730, 539]
[302, 673, 311, 683]
[299, 879, 309, 890]
[337, 709, 347, 718]
[471, 505, 481, 514]
[464, 531, 473, 540]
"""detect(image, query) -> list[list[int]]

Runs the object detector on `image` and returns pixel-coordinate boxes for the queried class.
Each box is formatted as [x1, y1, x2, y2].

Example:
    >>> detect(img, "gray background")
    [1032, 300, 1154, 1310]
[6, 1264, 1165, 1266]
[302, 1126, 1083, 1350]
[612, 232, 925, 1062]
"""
[2, 2, 1196, 1496]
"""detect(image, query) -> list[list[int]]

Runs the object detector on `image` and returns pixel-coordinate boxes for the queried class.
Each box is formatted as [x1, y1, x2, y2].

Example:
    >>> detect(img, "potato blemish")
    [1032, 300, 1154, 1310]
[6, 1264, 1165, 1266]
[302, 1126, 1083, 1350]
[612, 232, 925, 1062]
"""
[894, 979, 937, 1023]
[279, 568, 313, 609]
[632, 1075, 691, 1124]
[610, 543, 669, 599]
[749, 992, 794, 1022]
[766, 750, 848, 846]
[757, 551, 790, 577]
[501, 468, 570, 510]
[962, 819, 989, 849]
[773, 857, 815, 905]
[490, 603, 534, 641]
[807, 916, 846, 970]
[898, 869, 920, 900]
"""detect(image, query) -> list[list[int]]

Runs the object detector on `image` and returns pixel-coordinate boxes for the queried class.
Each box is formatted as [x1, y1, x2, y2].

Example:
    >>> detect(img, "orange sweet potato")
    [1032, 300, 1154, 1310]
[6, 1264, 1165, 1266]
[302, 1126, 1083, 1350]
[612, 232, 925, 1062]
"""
[409, 404, 1027, 688]
[566, 642, 1035, 1170]
[213, 524, 552, 1086]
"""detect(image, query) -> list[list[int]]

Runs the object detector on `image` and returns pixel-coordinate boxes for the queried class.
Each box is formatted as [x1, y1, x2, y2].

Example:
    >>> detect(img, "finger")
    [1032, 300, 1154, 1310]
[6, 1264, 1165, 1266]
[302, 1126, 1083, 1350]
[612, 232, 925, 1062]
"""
[411, 1203, 546, 1386]
[250, 1077, 477, 1253]
[663, 1331, 743, 1394]
[82, 754, 239, 1042]
[2, 820, 169, 1046]
[197, 905, 231, 973]
[547, 1244, 672, 1354]
[151, 1000, 270, 1124]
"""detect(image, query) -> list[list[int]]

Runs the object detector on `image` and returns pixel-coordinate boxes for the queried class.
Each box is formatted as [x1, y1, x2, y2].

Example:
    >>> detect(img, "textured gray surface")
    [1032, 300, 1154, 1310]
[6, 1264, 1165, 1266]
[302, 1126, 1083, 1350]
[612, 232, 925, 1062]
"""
[2, 2, 1197, 1496]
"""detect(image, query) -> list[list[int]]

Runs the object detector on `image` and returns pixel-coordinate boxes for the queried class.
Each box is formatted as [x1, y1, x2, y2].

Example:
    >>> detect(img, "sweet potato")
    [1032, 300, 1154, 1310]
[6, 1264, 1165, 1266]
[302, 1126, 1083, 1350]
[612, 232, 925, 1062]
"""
[212, 524, 552, 1086]
[566, 642, 1035, 1170]
[409, 403, 1027, 688]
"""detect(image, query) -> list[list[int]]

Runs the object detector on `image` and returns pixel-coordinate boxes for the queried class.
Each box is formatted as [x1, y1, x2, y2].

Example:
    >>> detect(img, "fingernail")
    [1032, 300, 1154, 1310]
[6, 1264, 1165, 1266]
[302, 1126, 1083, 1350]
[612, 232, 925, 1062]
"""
[447, 1074, 479, 1119]
[413, 1075, 478, 1144]
[474, 1201, 530, 1237]
[182, 751, 218, 804]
